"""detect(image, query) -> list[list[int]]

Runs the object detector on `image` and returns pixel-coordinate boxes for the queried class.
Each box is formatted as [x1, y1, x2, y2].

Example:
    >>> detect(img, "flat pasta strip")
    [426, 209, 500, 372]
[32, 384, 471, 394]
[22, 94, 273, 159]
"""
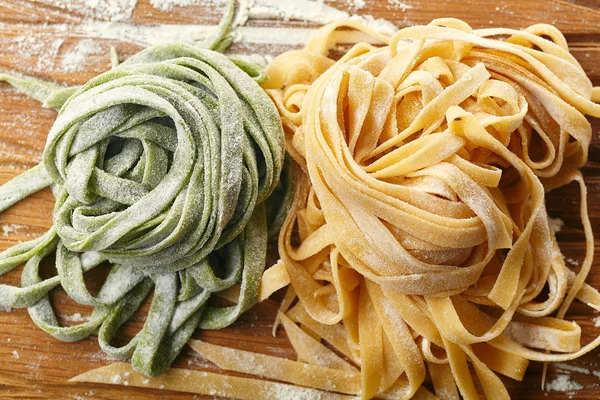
[189, 340, 362, 394]
[70, 362, 354, 400]
[259, 259, 291, 301]
[279, 312, 358, 372]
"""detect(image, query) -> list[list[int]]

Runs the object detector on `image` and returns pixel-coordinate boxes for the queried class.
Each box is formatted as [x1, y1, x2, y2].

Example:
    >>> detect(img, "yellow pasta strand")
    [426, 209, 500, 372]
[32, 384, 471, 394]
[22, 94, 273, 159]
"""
[259, 260, 291, 301]
[70, 362, 355, 400]
[189, 340, 362, 395]
[263, 18, 600, 399]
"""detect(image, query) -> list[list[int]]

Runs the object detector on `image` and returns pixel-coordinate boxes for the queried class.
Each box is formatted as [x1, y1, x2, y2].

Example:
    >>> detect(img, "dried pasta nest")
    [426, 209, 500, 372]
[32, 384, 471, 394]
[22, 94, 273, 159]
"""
[262, 18, 600, 399]
[0, 5, 287, 377]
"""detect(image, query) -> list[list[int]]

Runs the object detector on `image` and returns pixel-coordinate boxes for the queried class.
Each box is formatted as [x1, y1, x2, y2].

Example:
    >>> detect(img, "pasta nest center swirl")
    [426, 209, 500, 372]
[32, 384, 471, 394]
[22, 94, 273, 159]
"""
[301, 51, 521, 297]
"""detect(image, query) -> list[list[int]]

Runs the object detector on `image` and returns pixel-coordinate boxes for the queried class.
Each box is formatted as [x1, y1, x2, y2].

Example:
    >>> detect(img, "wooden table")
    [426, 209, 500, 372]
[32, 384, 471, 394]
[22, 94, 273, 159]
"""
[1, 0, 599, 398]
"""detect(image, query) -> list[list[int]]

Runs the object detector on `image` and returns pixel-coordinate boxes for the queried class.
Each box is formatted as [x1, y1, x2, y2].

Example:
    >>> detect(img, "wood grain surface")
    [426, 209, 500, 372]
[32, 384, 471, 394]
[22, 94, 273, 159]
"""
[1, 0, 600, 399]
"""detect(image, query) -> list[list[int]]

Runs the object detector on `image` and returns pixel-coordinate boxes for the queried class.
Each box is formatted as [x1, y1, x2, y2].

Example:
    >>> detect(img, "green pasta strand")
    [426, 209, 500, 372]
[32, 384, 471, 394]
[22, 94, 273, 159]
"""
[0, 0, 290, 376]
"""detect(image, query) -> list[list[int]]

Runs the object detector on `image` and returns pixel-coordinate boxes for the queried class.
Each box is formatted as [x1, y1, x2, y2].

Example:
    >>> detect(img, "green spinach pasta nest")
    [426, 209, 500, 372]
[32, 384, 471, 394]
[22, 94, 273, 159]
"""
[0, 8, 288, 376]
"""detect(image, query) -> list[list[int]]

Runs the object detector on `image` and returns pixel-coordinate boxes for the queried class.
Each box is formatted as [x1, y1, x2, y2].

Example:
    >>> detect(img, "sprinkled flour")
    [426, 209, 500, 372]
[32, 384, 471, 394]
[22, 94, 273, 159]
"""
[347, 0, 367, 10]
[6, 34, 64, 73]
[1, 0, 397, 75]
[566, 257, 580, 267]
[50, 0, 138, 21]
[555, 362, 600, 378]
[387, 0, 413, 11]
[61, 39, 103, 72]
[1, 224, 25, 236]
[149, 0, 208, 12]
[248, 0, 349, 24]
[60, 313, 89, 322]
[549, 217, 564, 233]
[247, 0, 396, 34]
[545, 375, 583, 396]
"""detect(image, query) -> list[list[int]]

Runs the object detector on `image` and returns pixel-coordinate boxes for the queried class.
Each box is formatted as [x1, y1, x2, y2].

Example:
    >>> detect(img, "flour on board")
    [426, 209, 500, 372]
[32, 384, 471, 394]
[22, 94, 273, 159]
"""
[46, 0, 138, 21]
[60, 313, 90, 322]
[2, 0, 397, 74]
[6, 34, 64, 74]
[545, 375, 583, 398]
[549, 217, 564, 233]
[246, 0, 396, 34]
[555, 362, 600, 378]
[149, 0, 214, 12]
[61, 39, 103, 72]
[348, 0, 367, 10]
[387, 0, 413, 11]
[2, 224, 25, 236]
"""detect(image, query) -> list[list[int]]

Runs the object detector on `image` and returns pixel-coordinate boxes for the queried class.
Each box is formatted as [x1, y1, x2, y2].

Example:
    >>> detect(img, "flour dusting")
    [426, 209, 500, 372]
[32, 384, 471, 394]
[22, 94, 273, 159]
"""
[49, 0, 138, 21]
[387, 0, 413, 11]
[566, 257, 580, 267]
[6, 34, 64, 74]
[545, 375, 583, 397]
[556, 362, 600, 378]
[2, 224, 25, 236]
[61, 39, 103, 72]
[1, 0, 399, 74]
[549, 217, 564, 233]
[248, 0, 396, 35]
[60, 312, 89, 322]
[348, 0, 367, 10]
[149, 0, 213, 12]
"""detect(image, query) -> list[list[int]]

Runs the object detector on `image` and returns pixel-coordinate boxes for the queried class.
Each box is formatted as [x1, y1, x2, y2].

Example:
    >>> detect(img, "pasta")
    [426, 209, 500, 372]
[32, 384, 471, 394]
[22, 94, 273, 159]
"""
[0, 0, 287, 376]
[71, 338, 439, 399]
[261, 19, 600, 399]
[70, 361, 357, 400]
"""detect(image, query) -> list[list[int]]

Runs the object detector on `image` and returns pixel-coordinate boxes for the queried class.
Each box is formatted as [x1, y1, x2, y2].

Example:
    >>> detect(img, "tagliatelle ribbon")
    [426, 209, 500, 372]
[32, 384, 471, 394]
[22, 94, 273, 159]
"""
[0, 0, 289, 377]
[69, 361, 357, 400]
[257, 18, 600, 399]
[70, 339, 440, 400]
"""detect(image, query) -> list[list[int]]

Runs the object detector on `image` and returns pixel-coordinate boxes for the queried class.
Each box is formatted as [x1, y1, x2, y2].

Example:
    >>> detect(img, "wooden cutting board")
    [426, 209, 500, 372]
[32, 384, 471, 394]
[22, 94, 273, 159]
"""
[1, 0, 600, 398]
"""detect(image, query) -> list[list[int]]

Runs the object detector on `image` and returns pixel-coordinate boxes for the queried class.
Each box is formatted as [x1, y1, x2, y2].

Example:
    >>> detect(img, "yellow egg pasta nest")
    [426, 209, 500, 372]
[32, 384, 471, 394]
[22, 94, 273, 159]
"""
[261, 18, 600, 399]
